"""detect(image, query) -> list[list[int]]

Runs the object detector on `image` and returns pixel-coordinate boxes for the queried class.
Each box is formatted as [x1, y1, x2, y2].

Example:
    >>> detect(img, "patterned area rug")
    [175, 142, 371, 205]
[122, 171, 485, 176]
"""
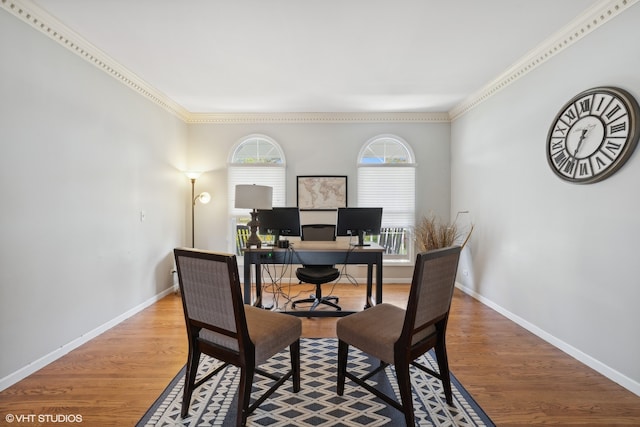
[138, 338, 494, 426]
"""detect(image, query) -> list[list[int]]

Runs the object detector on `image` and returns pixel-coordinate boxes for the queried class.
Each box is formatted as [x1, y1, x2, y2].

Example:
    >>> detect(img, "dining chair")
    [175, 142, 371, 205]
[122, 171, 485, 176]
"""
[336, 246, 462, 426]
[174, 248, 302, 426]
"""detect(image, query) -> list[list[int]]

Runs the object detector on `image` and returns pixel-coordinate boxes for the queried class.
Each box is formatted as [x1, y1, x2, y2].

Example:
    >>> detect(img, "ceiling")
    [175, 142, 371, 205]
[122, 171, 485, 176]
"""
[27, 0, 604, 115]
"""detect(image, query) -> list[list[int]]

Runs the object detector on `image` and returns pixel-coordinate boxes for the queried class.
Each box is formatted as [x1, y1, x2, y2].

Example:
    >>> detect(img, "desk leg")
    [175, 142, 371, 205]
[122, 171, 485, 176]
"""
[243, 259, 251, 305]
[254, 260, 262, 307]
[375, 254, 383, 305]
[243, 257, 263, 307]
[365, 262, 374, 309]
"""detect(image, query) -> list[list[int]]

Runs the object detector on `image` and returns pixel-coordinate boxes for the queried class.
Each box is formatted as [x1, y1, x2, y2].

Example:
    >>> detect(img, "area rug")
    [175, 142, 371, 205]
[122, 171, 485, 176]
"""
[138, 338, 494, 426]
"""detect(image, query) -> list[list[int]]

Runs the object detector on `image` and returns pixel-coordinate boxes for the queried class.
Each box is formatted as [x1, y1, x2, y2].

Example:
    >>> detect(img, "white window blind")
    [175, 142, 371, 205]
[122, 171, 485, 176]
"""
[228, 165, 286, 216]
[357, 165, 415, 228]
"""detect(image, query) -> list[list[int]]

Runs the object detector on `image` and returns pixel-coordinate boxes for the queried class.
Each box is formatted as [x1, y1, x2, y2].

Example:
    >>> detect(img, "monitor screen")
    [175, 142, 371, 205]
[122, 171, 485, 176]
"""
[257, 207, 301, 239]
[336, 207, 383, 246]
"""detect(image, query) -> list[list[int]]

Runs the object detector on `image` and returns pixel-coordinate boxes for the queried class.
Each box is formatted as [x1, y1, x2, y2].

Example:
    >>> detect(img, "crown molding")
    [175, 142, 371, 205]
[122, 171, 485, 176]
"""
[449, 0, 639, 120]
[1, 0, 191, 122]
[187, 111, 450, 124]
[3, 0, 637, 124]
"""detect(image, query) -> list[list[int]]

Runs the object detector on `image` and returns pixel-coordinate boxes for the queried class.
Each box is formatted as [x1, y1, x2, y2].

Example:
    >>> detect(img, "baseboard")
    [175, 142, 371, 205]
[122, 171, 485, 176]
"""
[455, 283, 640, 397]
[0, 286, 176, 392]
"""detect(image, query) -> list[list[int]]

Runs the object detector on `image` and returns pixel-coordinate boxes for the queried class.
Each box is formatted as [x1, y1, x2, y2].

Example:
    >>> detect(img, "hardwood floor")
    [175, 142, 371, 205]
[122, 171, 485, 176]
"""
[1, 283, 639, 426]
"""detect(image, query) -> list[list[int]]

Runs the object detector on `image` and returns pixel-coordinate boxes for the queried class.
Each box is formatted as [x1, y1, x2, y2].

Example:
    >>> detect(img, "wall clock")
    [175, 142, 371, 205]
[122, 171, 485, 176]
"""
[546, 86, 640, 184]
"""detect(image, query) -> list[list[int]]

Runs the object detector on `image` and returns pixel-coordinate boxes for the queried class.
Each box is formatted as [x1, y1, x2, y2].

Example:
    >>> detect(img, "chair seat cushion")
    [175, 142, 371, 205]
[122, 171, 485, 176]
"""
[245, 306, 302, 364]
[336, 303, 406, 364]
[337, 303, 437, 364]
[296, 266, 340, 284]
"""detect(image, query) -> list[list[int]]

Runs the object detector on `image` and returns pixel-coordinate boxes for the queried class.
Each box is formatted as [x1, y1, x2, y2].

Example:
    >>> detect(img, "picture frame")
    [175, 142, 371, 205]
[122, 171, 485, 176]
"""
[296, 175, 348, 210]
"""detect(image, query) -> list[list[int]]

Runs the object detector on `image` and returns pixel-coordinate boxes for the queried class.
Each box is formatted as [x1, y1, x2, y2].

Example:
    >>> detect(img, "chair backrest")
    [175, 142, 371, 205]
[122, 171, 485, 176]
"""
[301, 224, 336, 241]
[401, 246, 462, 347]
[174, 248, 249, 355]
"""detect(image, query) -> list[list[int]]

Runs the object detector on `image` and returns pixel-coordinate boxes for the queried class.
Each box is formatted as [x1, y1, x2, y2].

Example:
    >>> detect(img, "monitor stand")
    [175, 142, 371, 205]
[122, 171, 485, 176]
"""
[350, 230, 371, 247]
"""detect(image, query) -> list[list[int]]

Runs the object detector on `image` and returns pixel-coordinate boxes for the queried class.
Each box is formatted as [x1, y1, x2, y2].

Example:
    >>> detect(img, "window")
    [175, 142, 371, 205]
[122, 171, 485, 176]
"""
[229, 135, 286, 254]
[357, 135, 415, 262]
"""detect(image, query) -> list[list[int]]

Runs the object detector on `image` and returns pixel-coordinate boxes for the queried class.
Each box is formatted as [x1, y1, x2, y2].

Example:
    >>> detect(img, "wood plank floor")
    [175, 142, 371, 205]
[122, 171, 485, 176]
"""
[1, 283, 639, 426]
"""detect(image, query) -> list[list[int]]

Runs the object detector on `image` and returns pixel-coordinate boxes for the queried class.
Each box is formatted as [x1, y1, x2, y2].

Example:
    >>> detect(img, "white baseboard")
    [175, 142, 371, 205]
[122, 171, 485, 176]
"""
[0, 286, 176, 392]
[455, 283, 640, 397]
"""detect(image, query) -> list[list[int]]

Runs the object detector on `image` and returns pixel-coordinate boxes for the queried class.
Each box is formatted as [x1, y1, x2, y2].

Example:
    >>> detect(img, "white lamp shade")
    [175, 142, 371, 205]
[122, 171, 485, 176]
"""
[235, 184, 273, 210]
[197, 192, 211, 204]
[184, 171, 202, 180]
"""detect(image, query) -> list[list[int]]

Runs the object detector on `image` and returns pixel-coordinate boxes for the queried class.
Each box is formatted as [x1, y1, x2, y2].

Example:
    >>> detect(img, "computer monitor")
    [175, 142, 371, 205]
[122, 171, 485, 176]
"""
[336, 207, 383, 246]
[257, 207, 301, 242]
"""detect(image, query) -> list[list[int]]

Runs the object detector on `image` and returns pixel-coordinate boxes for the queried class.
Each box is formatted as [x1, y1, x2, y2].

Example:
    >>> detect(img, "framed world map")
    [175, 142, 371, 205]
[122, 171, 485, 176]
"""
[296, 175, 347, 210]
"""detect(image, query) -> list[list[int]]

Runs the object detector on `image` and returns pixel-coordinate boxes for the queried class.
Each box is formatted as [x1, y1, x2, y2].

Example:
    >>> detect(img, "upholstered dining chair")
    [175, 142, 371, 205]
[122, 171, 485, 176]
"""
[336, 246, 462, 426]
[291, 224, 342, 311]
[173, 248, 302, 426]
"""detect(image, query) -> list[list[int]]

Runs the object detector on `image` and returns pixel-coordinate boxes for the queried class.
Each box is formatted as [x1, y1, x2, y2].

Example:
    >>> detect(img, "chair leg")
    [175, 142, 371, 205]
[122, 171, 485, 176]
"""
[395, 359, 415, 427]
[337, 340, 348, 395]
[181, 346, 201, 418]
[290, 340, 301, 392]
[434, 342, 453, 405]
[316, 298, 341, 310]
[292, 295, 341, 311]
[291, 297, 315, 308]
[237, 364, 255, 427]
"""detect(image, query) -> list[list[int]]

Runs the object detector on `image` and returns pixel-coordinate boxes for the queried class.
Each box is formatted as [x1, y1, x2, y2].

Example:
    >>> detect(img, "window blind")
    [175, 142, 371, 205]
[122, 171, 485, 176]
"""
[357, 165, 415, 228]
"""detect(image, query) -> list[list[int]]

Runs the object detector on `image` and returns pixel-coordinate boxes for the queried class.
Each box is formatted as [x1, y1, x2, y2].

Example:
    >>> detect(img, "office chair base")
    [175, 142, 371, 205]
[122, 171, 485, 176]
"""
[292, 295, 341, 311]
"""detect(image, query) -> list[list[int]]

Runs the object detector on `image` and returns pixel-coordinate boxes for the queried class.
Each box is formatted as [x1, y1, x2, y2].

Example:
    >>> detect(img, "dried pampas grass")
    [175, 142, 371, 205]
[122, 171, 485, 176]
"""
[415, 214, 459, 252]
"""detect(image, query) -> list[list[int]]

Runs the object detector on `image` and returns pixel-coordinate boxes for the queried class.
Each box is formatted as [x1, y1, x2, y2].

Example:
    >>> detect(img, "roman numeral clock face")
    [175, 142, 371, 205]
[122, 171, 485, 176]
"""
[547, 87, 640, 184]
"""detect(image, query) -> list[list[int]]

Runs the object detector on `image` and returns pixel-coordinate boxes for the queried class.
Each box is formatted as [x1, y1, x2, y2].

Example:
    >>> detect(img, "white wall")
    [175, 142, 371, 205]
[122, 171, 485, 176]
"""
[451, 5, 640, 394]
[0, 10, 188, 385]
[187, 121, 451, 280]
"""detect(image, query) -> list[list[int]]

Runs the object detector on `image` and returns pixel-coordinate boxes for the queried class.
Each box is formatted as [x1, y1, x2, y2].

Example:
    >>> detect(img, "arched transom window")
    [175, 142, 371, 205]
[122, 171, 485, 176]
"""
[231, 135, 284, 164]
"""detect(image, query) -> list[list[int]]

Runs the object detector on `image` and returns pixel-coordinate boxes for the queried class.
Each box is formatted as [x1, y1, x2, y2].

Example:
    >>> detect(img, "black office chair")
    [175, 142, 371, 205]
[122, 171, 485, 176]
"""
[291, 224, 342, 311]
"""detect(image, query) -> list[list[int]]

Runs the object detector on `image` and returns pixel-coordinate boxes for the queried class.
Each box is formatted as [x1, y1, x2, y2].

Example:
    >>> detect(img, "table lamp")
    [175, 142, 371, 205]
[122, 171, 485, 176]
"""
[235, 184, 272, 248]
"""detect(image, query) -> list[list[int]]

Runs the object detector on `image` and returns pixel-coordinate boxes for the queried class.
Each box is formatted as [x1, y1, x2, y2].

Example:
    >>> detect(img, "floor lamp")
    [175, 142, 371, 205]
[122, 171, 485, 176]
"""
[235, 184, 272, 249]
[185, 172, 211, 248]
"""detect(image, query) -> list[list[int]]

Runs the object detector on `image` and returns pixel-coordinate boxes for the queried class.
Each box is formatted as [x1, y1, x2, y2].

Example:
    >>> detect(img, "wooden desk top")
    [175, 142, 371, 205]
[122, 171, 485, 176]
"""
[245, 241, 385, 252]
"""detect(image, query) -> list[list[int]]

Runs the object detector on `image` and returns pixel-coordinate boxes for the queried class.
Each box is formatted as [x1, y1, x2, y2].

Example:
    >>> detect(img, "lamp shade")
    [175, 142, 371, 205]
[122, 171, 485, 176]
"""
[197, 192, 211, 204]
[235, 184, 273, 210]
[184, 171, 202, 180]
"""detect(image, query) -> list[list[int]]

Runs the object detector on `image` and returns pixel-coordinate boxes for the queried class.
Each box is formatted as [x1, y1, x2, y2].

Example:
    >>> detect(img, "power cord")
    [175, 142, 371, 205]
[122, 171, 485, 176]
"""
[259, 246, 315, 311]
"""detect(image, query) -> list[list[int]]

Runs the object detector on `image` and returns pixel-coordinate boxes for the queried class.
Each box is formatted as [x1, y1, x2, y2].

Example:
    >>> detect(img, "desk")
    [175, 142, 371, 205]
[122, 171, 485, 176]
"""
[243, 241, 384, 317]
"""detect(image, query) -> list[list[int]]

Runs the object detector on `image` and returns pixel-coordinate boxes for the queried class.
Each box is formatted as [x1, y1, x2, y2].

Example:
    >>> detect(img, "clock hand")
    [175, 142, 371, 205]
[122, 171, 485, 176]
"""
[573, 129, 588, 158]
